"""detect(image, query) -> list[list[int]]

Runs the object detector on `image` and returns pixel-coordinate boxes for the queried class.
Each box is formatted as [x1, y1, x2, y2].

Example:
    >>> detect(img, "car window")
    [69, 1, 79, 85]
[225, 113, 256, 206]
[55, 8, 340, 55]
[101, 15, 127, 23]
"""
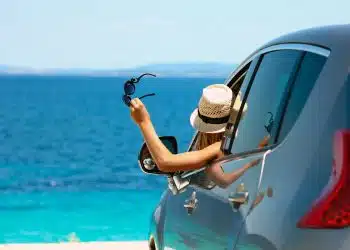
[277, 52, 327, 140]
[230, 50, 303, 154]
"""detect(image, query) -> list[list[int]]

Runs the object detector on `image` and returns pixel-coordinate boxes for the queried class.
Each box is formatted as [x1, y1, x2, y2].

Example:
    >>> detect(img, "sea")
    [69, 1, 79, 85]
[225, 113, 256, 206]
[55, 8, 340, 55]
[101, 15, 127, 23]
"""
[0, 75, 224, 243]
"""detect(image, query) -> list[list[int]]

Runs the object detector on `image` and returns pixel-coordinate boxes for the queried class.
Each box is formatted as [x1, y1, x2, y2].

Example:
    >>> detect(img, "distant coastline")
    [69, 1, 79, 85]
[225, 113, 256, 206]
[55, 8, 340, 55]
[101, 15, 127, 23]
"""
[0, 62, 237, 78]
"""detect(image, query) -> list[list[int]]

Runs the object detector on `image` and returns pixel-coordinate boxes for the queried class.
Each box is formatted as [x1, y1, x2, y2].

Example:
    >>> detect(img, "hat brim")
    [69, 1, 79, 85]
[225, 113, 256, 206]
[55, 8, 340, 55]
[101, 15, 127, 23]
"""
[190, 108, 227, 133]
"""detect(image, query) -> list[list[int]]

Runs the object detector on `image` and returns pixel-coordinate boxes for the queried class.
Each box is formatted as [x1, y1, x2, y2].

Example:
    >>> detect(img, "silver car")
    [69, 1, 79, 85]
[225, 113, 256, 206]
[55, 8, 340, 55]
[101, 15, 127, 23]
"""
[138, 24, 350, 250]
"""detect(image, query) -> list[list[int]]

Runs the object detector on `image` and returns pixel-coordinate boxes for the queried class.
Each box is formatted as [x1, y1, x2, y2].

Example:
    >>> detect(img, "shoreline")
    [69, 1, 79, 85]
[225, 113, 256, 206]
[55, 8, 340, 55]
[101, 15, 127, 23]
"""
[0, 241, 149, 249]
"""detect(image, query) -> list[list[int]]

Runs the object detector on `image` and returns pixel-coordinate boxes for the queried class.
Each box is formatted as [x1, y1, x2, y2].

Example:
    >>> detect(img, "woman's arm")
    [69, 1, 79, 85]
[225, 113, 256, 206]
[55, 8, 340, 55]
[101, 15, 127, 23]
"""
[130, 98, 220, 172]
[205, 136, 269, 188]
[205, 159, 259, 189]
[139, 119, 220, 172]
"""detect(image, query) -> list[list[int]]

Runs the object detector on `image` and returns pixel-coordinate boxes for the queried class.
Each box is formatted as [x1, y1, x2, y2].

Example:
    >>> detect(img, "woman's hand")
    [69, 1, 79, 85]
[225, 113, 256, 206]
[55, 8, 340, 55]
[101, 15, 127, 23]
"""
[258, 135, 270, 148]
[129, 98, 151, 126]
[244, 135, 271, 170]
[245, 158, 261, 169]
[244, 136, 270, 170]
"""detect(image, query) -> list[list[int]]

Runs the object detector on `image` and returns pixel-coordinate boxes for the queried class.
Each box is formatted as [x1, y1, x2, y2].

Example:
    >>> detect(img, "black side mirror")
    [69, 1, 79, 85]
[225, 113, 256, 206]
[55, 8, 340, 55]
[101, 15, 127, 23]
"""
[138, 136, 178, 175]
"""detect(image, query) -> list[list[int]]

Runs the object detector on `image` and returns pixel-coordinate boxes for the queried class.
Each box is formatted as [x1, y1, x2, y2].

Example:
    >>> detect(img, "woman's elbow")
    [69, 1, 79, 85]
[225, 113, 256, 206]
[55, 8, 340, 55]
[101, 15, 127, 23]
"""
[157, 162, 170, 172]
[156, 156, 174, 173]
[156, 154, 202, 173]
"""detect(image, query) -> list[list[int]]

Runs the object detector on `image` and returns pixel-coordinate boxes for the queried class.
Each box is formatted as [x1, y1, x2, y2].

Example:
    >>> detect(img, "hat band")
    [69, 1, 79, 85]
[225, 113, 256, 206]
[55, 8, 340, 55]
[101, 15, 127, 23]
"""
[197, 109, 230, 124]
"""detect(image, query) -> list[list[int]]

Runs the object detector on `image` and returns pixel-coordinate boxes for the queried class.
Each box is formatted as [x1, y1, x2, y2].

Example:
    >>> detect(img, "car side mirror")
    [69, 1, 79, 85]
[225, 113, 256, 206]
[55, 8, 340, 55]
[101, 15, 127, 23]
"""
[138, 136, 178, 175]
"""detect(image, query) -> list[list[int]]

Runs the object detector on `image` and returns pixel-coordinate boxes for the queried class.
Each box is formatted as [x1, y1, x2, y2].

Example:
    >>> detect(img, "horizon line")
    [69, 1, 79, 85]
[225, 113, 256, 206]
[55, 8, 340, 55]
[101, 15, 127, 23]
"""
[0, 61, 238, 71]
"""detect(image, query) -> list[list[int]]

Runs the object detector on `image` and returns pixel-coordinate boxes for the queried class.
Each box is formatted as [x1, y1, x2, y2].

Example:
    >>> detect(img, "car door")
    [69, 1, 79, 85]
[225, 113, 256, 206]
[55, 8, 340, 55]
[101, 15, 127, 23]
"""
[219, 48, 308, 249]
[233, 48, 330, 250]
[162, 61, 261, 250]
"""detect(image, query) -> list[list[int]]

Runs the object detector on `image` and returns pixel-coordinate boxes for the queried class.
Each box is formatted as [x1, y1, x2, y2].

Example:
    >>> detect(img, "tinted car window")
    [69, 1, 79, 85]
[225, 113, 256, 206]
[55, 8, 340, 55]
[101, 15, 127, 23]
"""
[230, 50, 303, 154]
[278, 52, 327, 140]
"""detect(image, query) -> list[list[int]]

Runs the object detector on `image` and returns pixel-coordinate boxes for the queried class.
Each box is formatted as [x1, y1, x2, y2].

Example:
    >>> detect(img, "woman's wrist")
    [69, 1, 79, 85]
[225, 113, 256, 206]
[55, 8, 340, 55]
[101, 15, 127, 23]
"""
[138, 119, 152, 129]
[243, 163, 252, 171]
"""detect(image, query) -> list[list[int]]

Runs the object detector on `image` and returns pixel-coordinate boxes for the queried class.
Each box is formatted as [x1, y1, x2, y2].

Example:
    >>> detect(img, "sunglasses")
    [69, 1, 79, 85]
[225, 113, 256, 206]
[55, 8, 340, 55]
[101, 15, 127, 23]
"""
[122, 73, 156, 107]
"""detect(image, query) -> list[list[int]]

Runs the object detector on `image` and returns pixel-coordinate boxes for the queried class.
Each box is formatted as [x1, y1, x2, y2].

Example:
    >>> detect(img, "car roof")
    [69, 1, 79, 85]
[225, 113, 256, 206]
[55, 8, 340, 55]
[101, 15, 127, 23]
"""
[226, 24, 350, 88]
[256, 24, 350, 53]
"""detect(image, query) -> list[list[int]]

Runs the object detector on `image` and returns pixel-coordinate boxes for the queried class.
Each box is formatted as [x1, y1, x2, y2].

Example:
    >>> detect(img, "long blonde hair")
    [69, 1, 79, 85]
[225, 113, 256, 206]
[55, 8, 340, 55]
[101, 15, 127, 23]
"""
[196, 132, 224, 151]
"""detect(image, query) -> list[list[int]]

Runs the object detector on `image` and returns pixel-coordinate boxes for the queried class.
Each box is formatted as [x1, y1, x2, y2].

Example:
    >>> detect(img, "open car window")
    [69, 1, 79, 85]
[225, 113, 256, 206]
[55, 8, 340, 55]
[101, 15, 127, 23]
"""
[184, 62, 253, 188]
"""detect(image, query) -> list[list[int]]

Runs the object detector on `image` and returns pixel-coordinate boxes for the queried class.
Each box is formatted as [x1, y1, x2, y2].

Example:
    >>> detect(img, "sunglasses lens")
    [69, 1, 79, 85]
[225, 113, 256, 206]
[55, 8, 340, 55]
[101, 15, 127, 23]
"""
[122, 95, 131, 106]
[124, 83, 135, 95]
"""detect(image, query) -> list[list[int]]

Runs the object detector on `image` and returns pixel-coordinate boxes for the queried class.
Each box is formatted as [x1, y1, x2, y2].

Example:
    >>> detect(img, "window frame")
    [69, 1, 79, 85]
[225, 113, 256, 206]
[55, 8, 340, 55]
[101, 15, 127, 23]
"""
[181, 43, 330, 181]
[275, 52, 328, 141]
[226, 50, 306, 153]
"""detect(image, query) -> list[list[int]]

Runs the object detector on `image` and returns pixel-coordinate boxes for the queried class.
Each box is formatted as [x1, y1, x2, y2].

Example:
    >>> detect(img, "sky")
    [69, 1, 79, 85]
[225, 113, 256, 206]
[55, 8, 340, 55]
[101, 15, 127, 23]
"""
[0, 0, 349, 69]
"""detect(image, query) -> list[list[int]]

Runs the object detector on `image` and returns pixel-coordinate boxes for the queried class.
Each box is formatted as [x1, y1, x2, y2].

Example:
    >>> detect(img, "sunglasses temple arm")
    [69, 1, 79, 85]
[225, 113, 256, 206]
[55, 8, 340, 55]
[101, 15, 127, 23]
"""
[139, 93, 156, 99]
[135, 73, 157, 83]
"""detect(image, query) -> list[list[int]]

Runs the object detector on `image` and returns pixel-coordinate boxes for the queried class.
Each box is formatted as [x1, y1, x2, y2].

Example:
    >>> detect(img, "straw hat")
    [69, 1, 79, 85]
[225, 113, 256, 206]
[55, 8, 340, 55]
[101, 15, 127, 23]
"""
[190, 84, 247, 133]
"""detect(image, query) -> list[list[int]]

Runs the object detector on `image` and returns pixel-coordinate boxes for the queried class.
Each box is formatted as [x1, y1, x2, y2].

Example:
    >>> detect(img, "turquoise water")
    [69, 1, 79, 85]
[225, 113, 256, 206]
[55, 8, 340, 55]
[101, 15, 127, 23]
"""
[0, 190, 164, 243]
[0, 75, 224, 243]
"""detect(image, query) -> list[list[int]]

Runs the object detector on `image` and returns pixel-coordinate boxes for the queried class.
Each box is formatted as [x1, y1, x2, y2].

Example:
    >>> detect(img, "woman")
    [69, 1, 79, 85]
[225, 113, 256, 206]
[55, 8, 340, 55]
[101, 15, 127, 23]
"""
[129, 84, 267, 186]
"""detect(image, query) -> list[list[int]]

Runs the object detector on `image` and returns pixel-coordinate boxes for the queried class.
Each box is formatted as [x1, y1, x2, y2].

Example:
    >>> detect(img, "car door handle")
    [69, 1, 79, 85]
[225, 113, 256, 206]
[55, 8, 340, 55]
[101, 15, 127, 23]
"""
[228, 183, 249, 211]
[184, 191, 198, 215]
[228, 191, 249, 211]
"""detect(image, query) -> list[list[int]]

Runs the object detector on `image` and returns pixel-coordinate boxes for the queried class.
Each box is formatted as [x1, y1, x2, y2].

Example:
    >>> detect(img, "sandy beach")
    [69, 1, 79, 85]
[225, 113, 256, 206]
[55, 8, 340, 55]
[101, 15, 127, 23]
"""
[0, 241, 149, 250]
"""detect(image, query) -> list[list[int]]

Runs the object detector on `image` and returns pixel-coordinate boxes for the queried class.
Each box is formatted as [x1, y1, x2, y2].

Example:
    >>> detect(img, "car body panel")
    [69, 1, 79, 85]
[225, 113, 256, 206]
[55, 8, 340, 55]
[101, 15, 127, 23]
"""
[163, 186, 232, 250]
[149, 190, 170, 250]
[222, 153, 268, 249]
[235, 80, 350, 249]
[150, 24, 350, 250]
[234, 26, 350, 249]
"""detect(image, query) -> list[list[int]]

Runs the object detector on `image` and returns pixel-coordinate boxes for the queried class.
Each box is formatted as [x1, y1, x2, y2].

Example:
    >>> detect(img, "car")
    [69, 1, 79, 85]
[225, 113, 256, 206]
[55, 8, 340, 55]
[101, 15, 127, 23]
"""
[138, 24, 350, 250]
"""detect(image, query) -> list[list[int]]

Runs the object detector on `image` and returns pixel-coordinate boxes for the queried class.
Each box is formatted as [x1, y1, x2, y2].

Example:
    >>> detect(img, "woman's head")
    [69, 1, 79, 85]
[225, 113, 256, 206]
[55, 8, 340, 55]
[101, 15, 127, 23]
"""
[190, 84, 247, 134]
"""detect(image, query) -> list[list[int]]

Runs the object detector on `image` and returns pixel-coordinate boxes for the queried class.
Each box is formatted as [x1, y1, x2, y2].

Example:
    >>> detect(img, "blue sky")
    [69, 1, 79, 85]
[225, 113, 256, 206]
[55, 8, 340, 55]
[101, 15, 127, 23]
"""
[0, 0, 349, 69]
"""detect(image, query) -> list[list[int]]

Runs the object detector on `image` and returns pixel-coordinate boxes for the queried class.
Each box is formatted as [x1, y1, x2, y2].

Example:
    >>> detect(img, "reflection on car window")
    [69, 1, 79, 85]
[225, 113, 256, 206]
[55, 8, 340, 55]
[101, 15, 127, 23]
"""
[231, 50, 302, 154]
[278, 52, 327, 140]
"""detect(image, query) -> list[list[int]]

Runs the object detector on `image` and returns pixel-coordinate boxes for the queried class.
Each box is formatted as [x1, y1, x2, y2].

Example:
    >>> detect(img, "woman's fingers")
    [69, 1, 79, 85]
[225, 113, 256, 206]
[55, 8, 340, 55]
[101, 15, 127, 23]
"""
[258, 135, 270, 148]
[129, 98, 145, 111]
[130, 99, 140, 109]
[134, 98, 143, 106]
[129, 99, 136, 108]
[129, 97, 150, 125]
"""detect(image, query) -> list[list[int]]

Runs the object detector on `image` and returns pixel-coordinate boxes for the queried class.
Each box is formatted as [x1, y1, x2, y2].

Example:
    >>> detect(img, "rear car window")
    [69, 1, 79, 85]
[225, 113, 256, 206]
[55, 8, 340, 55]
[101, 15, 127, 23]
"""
[230, 50, 303, 154]
[277, 52, 327, 140]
